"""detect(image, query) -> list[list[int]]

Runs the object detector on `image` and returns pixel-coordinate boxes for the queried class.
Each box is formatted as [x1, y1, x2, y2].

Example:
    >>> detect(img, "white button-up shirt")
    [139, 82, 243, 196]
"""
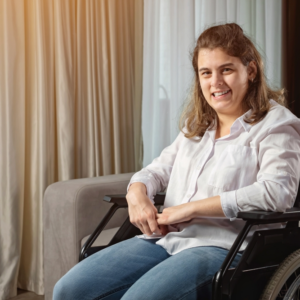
[129, 100, 300, 255]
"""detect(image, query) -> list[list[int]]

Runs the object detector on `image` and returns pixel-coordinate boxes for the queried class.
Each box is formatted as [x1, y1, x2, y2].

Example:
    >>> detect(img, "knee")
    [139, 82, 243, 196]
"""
[53, 275, 75, 300]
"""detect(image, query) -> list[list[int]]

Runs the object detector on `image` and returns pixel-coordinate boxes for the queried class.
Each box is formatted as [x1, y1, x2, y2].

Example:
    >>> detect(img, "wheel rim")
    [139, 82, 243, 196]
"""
[283, 274, 300, 300]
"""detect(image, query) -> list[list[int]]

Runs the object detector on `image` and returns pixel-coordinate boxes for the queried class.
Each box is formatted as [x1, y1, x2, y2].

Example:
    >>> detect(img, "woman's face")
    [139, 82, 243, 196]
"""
[197, 48, 256, 117]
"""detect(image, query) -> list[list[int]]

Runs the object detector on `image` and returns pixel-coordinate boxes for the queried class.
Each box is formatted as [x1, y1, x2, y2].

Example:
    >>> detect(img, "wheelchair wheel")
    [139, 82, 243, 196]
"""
[261, 249, 300, 299]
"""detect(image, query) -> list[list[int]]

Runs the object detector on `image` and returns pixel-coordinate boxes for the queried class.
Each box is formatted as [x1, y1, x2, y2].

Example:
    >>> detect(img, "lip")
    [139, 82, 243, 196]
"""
[211, 89, 231, 99]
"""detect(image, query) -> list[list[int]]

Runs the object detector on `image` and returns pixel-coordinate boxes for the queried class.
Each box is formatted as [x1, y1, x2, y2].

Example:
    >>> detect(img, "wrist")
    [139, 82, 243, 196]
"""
[188, 201, 198, 219]
[127, 183, 150, 206]
[128, 182, 147, 194]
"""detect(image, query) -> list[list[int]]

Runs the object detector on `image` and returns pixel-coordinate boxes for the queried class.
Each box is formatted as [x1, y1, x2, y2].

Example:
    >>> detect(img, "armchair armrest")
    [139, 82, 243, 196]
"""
[43, 173, 134, 300]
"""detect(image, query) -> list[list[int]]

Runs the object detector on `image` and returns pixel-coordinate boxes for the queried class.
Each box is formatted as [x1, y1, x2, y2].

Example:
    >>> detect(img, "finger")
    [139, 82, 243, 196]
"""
[156, 214, 168, 225]
[156, 218, 163, 225]
[148, 218, 161, 235]
[140, 220, 153, 236]
[136, 223, 145, 235]
[130, 219, 142, 229]
[134, 221, 149, 235]
[132, 221, 144, 234]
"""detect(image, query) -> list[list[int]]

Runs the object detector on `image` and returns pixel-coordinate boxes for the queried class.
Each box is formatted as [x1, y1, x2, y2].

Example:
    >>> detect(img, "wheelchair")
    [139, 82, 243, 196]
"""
[79, 187, 300, 300]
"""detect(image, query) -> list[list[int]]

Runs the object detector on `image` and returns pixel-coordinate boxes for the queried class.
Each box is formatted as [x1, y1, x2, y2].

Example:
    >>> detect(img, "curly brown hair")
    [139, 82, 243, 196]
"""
[180, 23, 286, 138]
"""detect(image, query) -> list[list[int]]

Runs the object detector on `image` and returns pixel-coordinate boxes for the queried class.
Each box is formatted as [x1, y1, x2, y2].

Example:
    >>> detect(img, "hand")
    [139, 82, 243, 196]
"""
[156, 196, 224, 225]
[126, 183, 161, 236]
[159, 224, 170, 235]
[156, 203, 194, 226]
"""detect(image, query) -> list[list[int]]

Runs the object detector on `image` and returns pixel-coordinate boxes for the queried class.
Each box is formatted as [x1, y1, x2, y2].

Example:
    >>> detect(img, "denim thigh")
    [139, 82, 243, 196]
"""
[53, 237, 170, 300]
[121, 246, 242, 300]
[53, 237, 242, 300]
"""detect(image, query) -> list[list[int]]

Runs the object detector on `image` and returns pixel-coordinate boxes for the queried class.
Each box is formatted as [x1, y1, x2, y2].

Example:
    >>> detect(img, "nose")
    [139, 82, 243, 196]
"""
[211, 72, 223, 88]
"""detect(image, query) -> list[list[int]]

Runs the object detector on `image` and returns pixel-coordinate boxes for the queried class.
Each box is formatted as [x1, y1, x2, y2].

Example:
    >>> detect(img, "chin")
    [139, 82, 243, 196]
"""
[212, 104, 233, 114]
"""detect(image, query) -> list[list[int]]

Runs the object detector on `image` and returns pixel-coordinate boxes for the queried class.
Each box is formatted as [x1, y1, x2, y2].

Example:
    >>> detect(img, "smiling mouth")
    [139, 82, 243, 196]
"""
[212, 90, 231, 97]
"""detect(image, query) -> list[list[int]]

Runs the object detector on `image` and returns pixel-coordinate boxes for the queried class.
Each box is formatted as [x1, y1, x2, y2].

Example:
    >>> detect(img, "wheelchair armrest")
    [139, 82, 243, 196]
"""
[237, 207, 300, 223]
[103, 192, 166, 207]
[103, 194, 129, 207]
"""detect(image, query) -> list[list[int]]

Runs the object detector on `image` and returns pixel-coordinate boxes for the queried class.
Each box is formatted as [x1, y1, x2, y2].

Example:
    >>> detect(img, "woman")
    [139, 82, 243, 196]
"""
[54, 23, 300, 300]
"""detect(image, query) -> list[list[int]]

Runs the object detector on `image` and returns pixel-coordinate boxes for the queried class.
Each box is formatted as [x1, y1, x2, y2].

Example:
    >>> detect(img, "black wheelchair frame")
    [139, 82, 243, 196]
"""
[80, 191, 300, 299]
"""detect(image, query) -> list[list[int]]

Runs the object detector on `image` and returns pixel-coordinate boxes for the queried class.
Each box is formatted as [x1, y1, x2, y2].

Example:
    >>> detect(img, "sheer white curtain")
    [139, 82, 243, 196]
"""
[142, 0, 282, 166]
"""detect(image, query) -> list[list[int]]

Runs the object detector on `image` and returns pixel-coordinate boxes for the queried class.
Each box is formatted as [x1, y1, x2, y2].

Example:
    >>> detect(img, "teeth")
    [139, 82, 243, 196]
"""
[214, 90, 229, 97]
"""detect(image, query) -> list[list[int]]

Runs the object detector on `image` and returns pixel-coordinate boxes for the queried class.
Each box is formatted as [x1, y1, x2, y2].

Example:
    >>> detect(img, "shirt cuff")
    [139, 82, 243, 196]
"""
[220, 190, 239, 220]
[127, 179, 155, 204]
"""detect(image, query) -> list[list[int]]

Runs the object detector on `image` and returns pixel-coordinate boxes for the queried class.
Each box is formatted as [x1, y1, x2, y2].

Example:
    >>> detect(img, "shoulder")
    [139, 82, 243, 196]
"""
[259, 100, 300, 134]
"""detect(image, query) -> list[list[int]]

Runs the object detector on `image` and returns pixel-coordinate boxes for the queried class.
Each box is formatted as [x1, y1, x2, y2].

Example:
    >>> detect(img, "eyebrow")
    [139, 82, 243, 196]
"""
[198, 63, 235, 72]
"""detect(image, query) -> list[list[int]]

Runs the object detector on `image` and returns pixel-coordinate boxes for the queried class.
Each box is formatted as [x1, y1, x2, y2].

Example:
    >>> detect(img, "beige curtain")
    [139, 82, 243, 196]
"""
[0, 0, 143, 298]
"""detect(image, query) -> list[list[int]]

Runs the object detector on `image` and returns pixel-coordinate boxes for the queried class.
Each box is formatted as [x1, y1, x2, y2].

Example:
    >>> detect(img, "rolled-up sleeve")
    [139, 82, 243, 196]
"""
[221, 123, 300, 219]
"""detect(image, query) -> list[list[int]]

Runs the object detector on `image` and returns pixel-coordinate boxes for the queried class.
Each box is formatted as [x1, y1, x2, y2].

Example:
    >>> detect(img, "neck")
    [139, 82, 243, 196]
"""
[217, 113, 240, 129]
[215, 108, 247, 139]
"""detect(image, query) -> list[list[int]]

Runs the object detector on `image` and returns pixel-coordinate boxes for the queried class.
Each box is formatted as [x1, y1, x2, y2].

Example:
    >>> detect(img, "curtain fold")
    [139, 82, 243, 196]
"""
[142, 0, 282, 166]
[0, 1, 26, 298]
[0, 1, 143, 299]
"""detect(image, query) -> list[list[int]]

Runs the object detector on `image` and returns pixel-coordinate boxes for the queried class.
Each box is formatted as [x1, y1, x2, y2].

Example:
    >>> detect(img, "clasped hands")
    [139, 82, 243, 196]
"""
[126, 183, 194, 236]
[126, 183, 224, 236]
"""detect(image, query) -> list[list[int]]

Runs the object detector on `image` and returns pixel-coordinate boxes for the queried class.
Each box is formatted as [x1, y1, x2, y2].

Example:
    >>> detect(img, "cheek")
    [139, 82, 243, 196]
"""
[230, 77, 248, 95]
[199, 80, 210, 95]
[237, 80, 249, 95]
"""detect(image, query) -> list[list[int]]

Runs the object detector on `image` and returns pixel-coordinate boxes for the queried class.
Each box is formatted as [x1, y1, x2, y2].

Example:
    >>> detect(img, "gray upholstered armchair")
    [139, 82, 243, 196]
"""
[43, 173, 134, 300]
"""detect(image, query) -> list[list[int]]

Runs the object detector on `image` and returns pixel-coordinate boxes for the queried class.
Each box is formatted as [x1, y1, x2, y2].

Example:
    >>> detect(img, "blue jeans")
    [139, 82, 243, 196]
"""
[53, 237, 242, 300]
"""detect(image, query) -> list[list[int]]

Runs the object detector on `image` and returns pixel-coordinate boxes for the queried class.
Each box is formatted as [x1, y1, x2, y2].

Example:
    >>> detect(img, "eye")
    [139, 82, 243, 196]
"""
[201, 71, 211, 76]
[223, 68, 232, 73]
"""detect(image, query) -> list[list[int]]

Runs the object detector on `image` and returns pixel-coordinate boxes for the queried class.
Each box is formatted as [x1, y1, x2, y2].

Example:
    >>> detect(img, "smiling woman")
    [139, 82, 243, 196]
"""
[181, 23, 286, 139]
[53, 23, 300, 300]
[198, 48, 256, 138]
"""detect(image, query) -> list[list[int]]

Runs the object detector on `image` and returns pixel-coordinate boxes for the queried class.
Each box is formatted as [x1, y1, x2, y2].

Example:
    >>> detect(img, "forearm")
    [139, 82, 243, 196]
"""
[157, 195, 225, 226]
[190, 196, 225, 218]
[236, 180, 296, 213]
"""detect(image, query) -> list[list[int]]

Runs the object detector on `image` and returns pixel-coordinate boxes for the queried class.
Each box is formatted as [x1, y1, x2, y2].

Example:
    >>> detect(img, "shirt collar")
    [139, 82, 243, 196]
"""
[236, 108, 252, 132]
[206, 108, 252, 140]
